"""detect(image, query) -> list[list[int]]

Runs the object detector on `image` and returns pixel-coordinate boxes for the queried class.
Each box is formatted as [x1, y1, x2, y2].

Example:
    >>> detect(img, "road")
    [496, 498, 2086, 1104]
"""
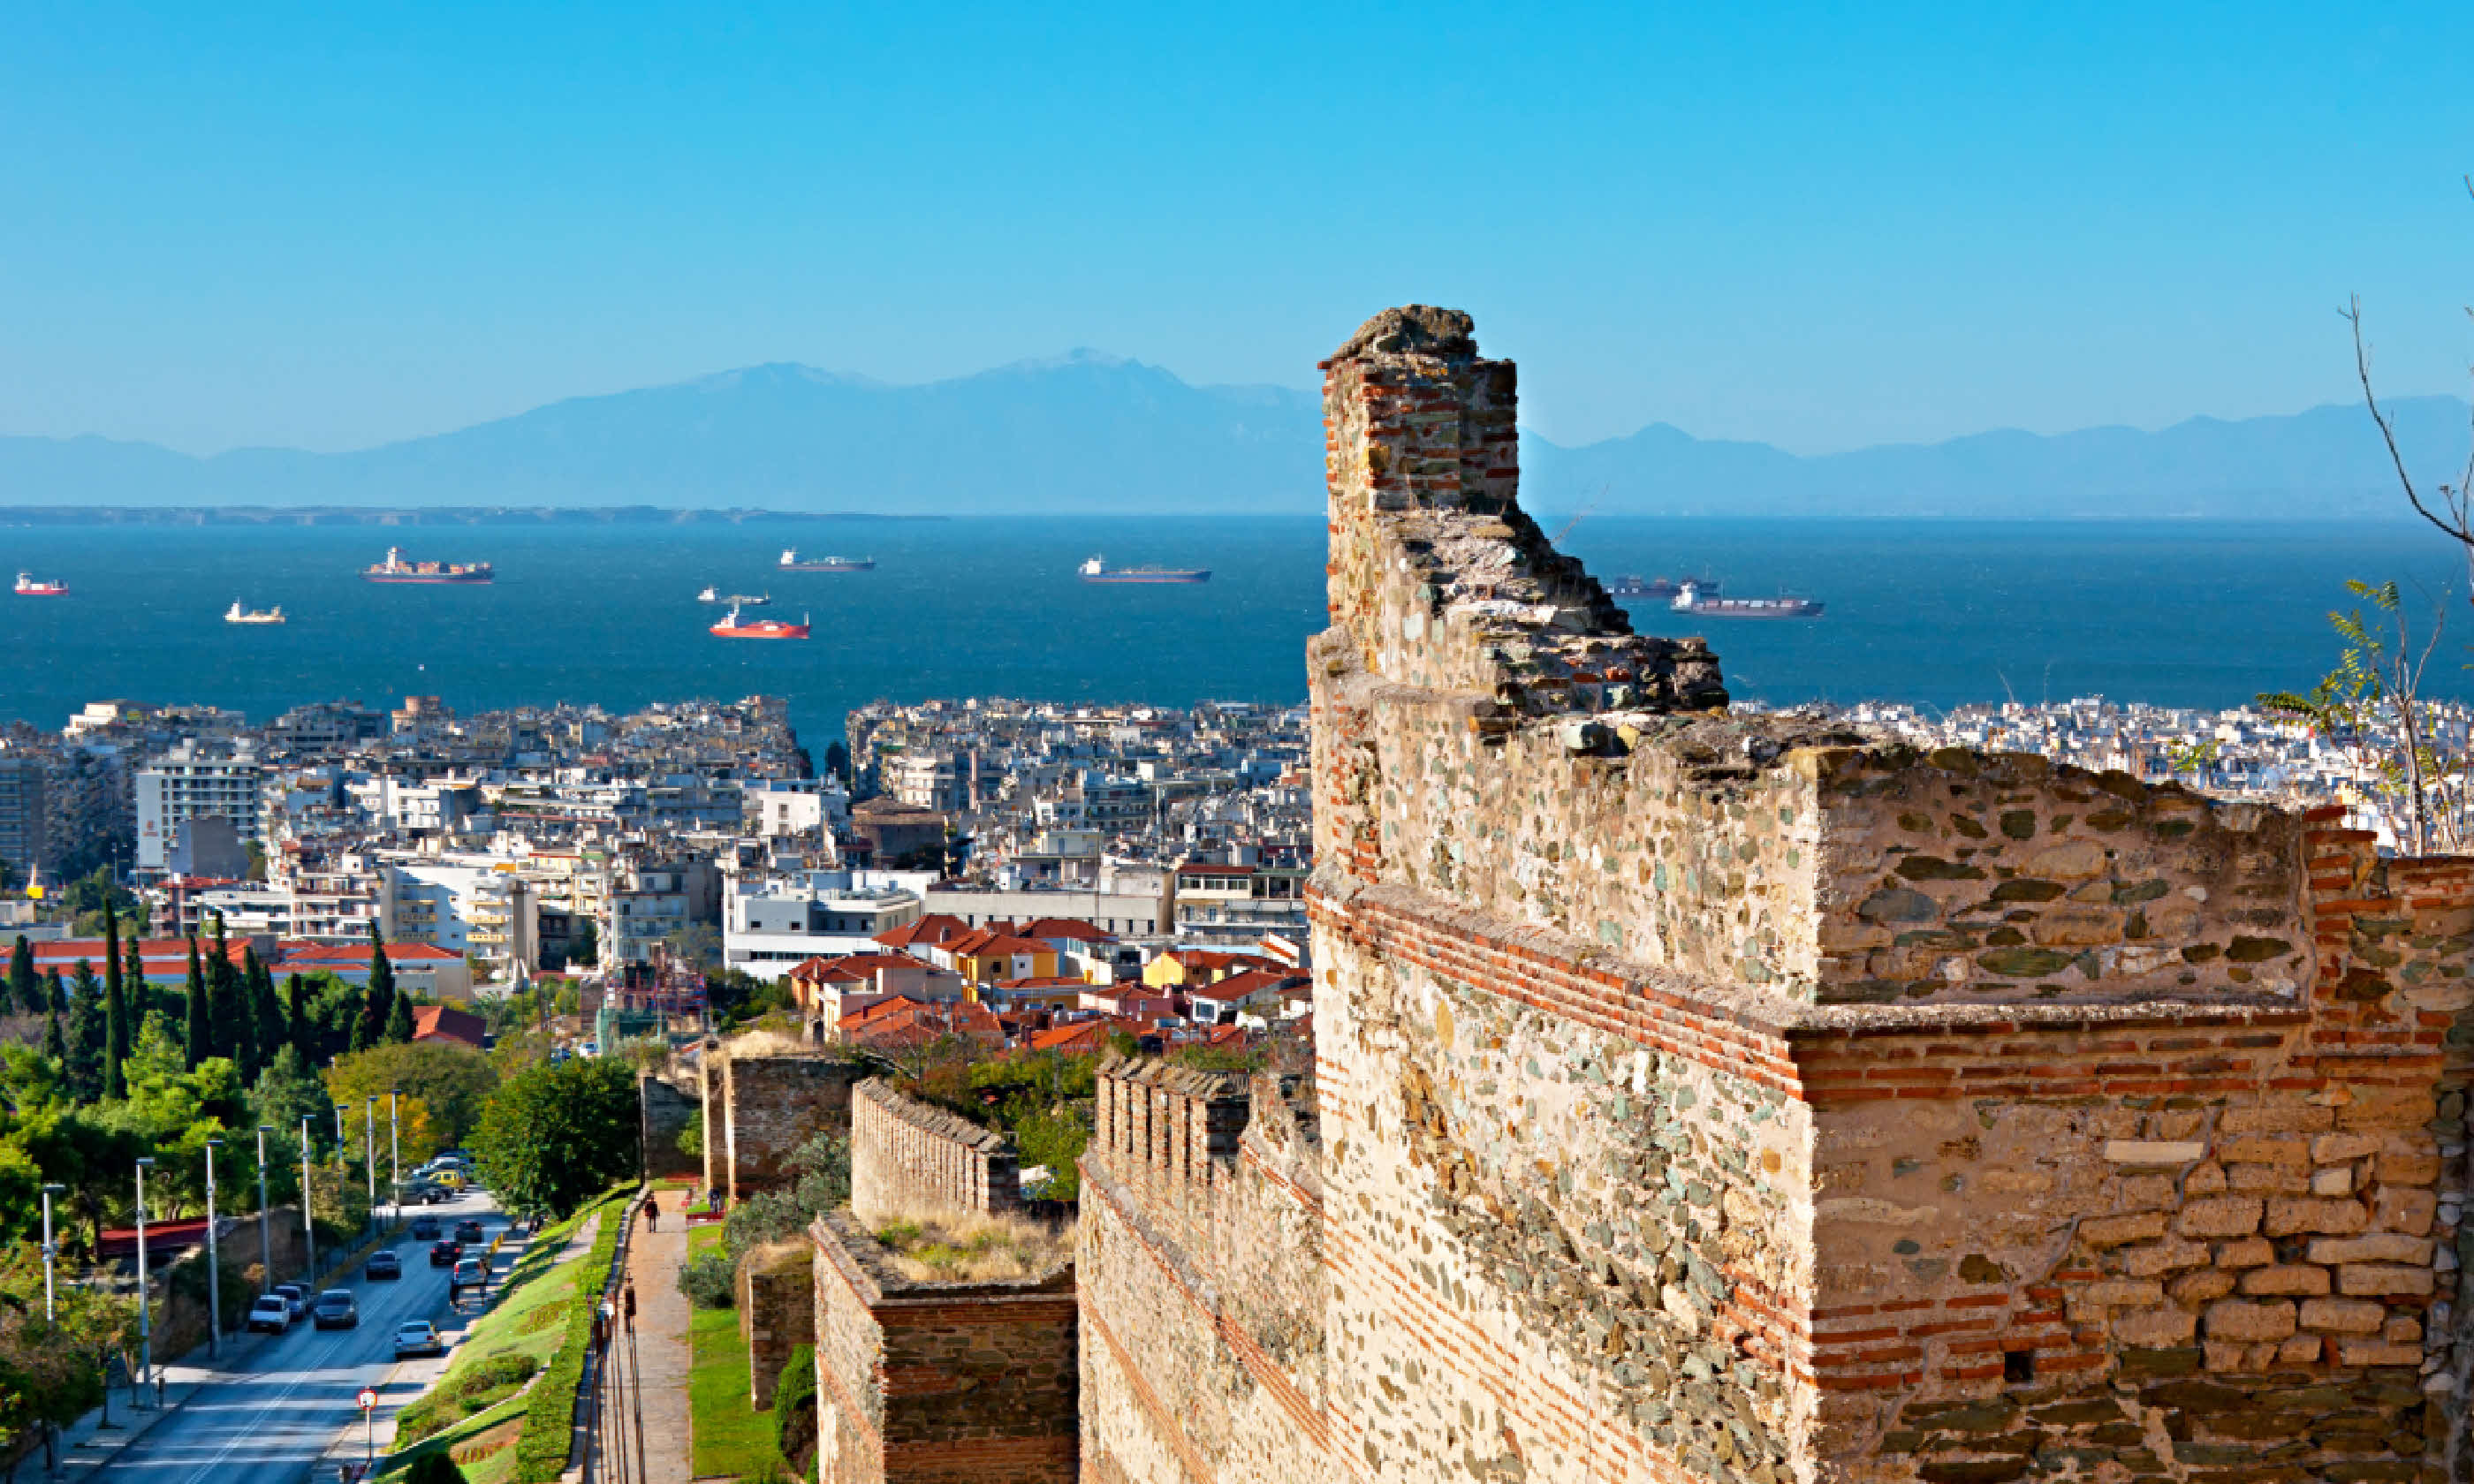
[94, 1189, 526, 1484]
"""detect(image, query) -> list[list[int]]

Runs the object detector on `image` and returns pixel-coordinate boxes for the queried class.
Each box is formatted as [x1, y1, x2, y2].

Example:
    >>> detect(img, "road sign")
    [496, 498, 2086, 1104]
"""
[357, 1388, 377, 1411]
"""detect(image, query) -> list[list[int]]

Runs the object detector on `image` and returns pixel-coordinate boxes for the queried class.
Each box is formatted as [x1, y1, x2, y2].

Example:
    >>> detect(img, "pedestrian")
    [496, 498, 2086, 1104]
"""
[642, 1196, 658, 1231]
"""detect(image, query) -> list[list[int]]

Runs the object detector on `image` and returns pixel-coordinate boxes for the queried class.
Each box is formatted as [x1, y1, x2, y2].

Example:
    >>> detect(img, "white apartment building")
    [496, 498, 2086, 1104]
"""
[724, 870, 924, 981]
[744, 778, 850, 838]
[136, 741, 264, 872]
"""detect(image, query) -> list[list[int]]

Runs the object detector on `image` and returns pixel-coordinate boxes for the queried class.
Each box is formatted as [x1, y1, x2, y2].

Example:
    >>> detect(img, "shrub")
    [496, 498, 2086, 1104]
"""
[679, 1250, 736, 1309]
[405, 1453, 468, 1484]
[512, 1186, 635, 1481]
[773, 1344, 817, 1473]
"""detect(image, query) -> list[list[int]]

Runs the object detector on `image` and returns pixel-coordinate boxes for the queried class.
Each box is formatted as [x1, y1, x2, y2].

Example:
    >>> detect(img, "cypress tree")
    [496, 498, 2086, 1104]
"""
[123, 929, 148, 1026]
[41, 969, 67, 1067]
[286, 973, 312, 1065]
[7, 935, 36, 1017]
[385, 991, 414, 1044]
[359, 926, 395, 1049]
[242, 948, 283, 1083]
[65, 959, 103, 1102]
[183, 935, 209, 1070]
[102, 910, 125, 1100]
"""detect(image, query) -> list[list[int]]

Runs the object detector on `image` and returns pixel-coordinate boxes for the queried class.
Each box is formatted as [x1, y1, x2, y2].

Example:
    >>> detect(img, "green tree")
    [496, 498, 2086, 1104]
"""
[63, 961, 103, 1103]
[285, 973, 313, 1065]
[101, 909, 125, 1101]
[248, 1045, 330, 1145]
[182, 936, 209, 1071]
[384, 992, 414, 1045]
[323, 1041, 498, 1151]
[243, 948, 283, 1083]
[360, 928, 396, 1047]
[0, 1240, 139, 1458]
[570, 920, 599, 969]
[122, 929, 148, 1026]
[471, 1056, 639, 1217]
[40, 971, 68, 1071]
[5, 936, 35, 1017]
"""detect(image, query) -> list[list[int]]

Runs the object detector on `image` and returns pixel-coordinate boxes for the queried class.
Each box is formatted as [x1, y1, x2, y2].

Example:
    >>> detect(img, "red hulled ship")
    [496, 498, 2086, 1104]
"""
[710, 604, 810, 639]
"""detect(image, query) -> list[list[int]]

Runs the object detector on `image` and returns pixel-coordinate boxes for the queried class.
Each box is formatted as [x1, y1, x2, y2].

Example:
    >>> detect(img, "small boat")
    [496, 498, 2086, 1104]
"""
[726, 593, 772, 607]
[697, 586, 720, 602]
[363, 547, 492, 584]
[1079, 555, 1210, 585]
[710, 604, 810, 640]
[1670, 580, 1822, 619]
[13, 572, 67, 596]
[779, 549, 874, 572]
[224, 601, 286, 625]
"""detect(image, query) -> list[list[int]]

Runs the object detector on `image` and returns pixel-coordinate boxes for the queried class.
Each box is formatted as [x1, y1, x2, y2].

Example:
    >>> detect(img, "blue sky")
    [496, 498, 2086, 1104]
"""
[4, 1, 2471, 456]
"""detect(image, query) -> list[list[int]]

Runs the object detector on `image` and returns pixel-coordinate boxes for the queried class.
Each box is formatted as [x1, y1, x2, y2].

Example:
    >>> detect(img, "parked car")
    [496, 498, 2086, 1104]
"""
[245, 1294, 292, 1334]
[452, 1219, 485, 1245]
[273, 1283, 308, 1321]
[429, 1240, 463, 1268]
[410, 1215, 441, 1240]
[366, 1250, 402, 1280]
[311, 1290, 359, 1329]
[393, 1320, 444, 1359]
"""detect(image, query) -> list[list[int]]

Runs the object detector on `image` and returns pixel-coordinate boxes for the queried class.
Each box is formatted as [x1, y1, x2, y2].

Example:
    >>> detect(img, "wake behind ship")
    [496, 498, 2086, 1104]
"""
[363, 548, 493, 584]
[1079, 555, 1210, 584]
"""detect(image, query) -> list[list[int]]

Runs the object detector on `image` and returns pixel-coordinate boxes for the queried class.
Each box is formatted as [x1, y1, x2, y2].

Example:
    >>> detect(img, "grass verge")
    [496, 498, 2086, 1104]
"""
[686, 1226, 791, 1480]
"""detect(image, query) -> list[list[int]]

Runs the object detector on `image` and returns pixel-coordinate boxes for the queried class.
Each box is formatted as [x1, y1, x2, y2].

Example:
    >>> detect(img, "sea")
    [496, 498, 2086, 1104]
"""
[2, 517, 2470, 752]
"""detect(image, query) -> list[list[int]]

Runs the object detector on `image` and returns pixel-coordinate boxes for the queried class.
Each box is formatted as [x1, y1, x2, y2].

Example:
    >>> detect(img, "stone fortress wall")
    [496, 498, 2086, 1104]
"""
[703, 1046, 869, 1203]
[1067, 305, 2474, 1484]
[849, 1077, 1022, 1227]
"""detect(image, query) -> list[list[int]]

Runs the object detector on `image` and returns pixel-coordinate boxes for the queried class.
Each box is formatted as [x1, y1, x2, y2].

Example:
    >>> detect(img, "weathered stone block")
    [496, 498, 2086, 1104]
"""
[2177, 1197, 2264, 1238]
[2204, 1298, 2296, 1343]
[2371, 1186, 2436, 1236]
[2311, 1132, 2380, 1163]
[2115, 1306, 2199, 1346]
[2085, 1211, 2170, 1247]
[2106, 1140, 2205, 1165]
[2297, 1298, 2387, 1334]
[2337, 1263, 2435, 1297]
[2212, 1236, 2274, 1268]
[2236, 1265, 2331, 1297]
[2122, 1239, 2210, 1277]
[2262, 1198, 2366, 1237]
[2307, 1233, 2432, 1264]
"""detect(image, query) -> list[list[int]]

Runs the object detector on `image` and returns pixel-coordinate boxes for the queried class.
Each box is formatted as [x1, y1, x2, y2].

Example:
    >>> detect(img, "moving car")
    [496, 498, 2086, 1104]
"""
[273, 1283, 309, 1321]
[429, 1240, 463, 1267]
[393, 1320, 444, 1359]
[452, 1219, 485, 1245]
[246, 1294, 292, 1334]
[367, 1250, 402, 1280]
[311, 1290, 359, 1329]
[450, 1258, 485, 1293]
[409, 1215, 441, 1240]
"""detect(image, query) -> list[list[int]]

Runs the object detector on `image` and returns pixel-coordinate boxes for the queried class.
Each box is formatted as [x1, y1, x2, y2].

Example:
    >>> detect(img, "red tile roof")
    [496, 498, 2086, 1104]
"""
[280, 942, 460, 963]
[870, 914, 975, 949]
[1188, 968, 1306, 1003]
[1021, 918, 1115, 943]
[411, 1003, 487, 1048]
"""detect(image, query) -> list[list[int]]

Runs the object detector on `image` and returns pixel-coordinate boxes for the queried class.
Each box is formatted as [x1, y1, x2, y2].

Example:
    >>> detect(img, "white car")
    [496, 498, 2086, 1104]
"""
[246, 1294, 292, 1334]
[393, 1320, 444, 1358]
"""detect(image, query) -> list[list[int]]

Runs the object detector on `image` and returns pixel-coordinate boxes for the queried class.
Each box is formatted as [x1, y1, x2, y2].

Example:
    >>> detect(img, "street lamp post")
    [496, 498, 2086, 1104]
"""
[203, 1138, 224, 1360]
[40, 1181, 65, 1470]
[300, 1114, 317, 1281]
[39, 1182, 63, 1321]
[254, 1125, 273, 1294]
[134, 1155, 155, 1407]
[363, 1095, 376, 1237]
[389, 1088, 401, 1226]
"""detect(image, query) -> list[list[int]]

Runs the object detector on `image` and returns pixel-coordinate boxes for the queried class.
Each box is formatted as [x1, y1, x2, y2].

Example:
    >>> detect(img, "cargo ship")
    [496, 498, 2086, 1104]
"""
[779, 549, 874, 572]
[710, 603, 810, 640]
[362, 548, 494, 584]
[1605, 573, 1710, 600]
[697, 587, 772, 606]
[13, 572, 68, 596]
[1078, 556, 1210, 585]
[224, 601, 285, 625]
[1670, 580, 1822, 619]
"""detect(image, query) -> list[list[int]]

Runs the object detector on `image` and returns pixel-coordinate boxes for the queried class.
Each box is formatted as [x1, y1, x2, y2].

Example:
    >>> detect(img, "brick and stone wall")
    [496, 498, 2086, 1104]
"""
[740, 1243, 816, 1409]
[1077, 1060, 1328, 1484]
[808, 1210, 1076, 1483]
[707, 1049, 867, 1204]
[641, 1071, 700, 1180]
[850, 1079, 1021, 1227]
[1060, 304, 2474, 1484]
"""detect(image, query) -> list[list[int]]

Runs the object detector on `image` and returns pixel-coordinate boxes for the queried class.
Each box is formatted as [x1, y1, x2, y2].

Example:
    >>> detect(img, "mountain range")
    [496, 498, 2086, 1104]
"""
[4, 352, 2466, 519]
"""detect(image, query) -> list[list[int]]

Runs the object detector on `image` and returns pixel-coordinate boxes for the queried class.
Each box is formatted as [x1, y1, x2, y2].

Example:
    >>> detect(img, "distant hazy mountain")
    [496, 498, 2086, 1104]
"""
[1, 352, 2463, 519]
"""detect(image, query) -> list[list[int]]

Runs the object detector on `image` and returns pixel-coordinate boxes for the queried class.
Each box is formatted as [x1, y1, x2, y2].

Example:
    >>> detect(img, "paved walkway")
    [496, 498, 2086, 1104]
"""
[619, 1200, 693, 1484]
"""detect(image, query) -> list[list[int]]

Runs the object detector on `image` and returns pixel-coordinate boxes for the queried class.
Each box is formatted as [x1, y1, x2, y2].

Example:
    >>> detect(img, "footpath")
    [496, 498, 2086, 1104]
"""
[618, 1202, 693, 1484]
